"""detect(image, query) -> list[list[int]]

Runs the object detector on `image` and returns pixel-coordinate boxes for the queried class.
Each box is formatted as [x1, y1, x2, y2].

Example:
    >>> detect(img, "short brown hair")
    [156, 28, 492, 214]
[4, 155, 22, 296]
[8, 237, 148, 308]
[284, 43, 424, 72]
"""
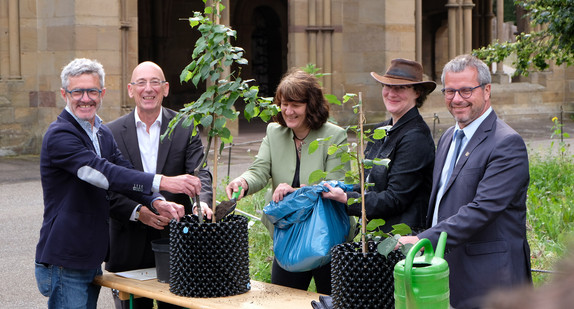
[273, 69, 330, 130]
[413, 84, 430, 108]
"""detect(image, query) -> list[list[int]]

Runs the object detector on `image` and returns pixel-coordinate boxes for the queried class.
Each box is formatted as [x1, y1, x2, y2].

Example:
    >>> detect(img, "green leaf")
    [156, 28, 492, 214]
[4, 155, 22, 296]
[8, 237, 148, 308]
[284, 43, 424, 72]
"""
[373, 127, 388, 140]
[363, 159, 374, 169]
[308, 170, 328, 184]
[192, 72, 201, 87]
[343, 93, 357, 103]
[348, 197, 361, 205]
[189, 17, 200, 28]
[200, 114, 213, 128]
[325, 94, 341, 105]
[373, 158, 390, 167]
[366, 218, 386, 232]
[327, 144, 339, 155]
[308, 140, 319, 154]
[377, 237, 398, 258]
[400, 243, 414, 256]
[390, 223, 412, 236]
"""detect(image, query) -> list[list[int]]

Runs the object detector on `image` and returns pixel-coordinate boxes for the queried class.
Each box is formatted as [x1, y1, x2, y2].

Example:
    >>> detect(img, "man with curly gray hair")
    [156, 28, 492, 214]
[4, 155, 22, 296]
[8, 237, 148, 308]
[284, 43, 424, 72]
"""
[35, 58, 203, 308]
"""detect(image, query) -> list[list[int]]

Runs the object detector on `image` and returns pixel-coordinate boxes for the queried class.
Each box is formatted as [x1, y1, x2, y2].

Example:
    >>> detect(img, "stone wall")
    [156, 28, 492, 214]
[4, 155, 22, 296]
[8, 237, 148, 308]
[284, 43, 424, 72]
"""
[0, 0, 573, 156]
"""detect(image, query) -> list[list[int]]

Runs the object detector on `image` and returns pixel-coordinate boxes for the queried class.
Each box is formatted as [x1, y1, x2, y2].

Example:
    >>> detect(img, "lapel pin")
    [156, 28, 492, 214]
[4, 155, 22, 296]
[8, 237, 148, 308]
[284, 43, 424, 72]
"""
[465, 152, 470, 157]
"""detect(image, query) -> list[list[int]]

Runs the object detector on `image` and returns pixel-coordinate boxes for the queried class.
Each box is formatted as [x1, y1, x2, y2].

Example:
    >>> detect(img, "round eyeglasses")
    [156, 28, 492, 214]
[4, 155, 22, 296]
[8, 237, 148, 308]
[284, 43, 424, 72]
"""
[65, 88, 102, 101]
[441, 84, 485, 99]
[130, 79, 166, 88]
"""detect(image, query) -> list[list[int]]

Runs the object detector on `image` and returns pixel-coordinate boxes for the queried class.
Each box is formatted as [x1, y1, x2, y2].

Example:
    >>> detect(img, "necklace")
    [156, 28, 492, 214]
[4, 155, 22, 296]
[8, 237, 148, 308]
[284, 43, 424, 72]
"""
[293, 130, 309, 141]
[295, 140, 304, 155]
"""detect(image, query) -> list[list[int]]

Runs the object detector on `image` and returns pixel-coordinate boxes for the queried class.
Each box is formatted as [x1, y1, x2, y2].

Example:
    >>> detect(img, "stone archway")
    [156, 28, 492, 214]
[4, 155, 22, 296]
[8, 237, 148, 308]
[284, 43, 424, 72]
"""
[231, 0, 288, 129]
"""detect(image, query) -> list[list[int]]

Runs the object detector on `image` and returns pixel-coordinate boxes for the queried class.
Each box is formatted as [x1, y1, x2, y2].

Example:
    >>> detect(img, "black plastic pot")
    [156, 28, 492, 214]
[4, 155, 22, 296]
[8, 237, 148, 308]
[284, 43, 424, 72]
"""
[168, 214, 250, 298]
[151, 238, 170, 283]
[331, 241, 405, 309]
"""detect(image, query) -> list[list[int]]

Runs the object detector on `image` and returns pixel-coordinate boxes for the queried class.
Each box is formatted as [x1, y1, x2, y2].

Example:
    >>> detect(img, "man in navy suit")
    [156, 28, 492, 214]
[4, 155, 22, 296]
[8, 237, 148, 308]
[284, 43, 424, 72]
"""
[35, 58, 204, 309]
[399, 54, 532, 308]
[105, 61, 213, 309]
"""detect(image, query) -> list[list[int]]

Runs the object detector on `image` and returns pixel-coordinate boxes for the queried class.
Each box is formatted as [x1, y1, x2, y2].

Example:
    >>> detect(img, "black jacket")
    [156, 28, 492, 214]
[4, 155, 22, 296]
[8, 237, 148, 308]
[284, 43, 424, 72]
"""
[347, 107, 435, 233]
[104, 107, 213, 272]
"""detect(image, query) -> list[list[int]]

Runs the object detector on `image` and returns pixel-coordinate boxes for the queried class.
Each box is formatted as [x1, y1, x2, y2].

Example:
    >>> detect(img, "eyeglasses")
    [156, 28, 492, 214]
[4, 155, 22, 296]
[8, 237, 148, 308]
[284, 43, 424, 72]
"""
[65, 88, 102, 101]
[441, 84, 485, 99]
[130, 79, 166, 88]
[383, 85, 412, 92]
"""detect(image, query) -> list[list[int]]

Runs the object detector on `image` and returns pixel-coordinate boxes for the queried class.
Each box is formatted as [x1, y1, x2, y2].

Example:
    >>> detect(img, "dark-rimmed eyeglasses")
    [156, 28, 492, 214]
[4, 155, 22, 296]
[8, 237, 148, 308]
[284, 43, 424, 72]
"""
[441, 84, 485, 99]
[65, 88, 102, 101]
[130, 79, 166, 88]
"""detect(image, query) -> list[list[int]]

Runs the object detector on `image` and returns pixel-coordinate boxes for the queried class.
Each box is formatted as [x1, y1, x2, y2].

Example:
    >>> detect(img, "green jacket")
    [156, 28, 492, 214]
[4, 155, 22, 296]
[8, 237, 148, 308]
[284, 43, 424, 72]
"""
[241, 122, 351, 236]
[242, 121, 348, 194]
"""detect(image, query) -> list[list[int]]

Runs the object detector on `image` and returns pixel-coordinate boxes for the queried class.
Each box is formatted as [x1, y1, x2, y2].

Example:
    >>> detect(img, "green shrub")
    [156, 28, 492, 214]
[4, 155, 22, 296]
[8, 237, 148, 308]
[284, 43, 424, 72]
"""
[527, 148, 574, 285]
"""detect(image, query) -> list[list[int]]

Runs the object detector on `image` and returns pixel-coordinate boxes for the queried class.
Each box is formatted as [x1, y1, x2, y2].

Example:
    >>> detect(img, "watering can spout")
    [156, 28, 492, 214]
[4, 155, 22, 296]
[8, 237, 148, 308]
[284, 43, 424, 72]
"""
[435, 232, 447, 259]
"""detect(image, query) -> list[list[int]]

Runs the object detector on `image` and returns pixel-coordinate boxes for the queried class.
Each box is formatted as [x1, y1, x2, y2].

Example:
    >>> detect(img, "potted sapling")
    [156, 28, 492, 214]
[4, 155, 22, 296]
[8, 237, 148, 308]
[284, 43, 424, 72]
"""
[163, 0, 279, 298]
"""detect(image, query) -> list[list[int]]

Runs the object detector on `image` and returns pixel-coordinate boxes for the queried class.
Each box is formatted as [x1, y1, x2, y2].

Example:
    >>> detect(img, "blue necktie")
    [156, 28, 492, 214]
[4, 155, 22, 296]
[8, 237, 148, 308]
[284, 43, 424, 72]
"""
[445, 130, 465, 184]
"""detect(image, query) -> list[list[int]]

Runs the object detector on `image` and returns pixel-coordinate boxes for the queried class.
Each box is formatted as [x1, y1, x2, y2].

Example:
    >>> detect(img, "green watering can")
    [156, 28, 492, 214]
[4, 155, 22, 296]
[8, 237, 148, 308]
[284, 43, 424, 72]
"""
[394, 232, 449, 309]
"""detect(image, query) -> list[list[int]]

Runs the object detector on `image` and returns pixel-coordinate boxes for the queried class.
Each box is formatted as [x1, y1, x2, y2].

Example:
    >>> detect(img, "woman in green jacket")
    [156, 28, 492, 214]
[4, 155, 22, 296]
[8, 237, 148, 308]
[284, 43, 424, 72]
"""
[225, 69, 348, 294]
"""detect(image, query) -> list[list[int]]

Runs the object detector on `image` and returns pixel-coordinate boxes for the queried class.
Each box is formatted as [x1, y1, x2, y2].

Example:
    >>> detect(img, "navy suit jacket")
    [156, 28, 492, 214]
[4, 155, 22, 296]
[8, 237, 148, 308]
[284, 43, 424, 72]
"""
[104, 107, 212, 272]
[36, 110, 161, 270]
[418, 111, 532, 309]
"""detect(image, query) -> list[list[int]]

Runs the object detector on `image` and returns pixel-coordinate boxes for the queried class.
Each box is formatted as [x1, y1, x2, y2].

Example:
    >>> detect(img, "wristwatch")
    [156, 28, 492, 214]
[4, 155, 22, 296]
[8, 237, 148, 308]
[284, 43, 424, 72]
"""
[134, 204, 143, 221]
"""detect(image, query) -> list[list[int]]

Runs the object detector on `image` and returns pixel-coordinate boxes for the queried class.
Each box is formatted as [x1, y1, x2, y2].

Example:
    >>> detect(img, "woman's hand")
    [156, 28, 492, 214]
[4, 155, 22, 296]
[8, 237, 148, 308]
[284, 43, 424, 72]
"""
[321, 182, 348, 204]
[225, 177, 248, 200]
[272, 183, 296, 203]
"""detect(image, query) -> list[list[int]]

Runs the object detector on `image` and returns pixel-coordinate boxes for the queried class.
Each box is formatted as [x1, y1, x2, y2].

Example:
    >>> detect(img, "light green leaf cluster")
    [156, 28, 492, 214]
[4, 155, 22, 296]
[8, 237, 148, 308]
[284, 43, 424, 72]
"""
[473, 0, 574, 76]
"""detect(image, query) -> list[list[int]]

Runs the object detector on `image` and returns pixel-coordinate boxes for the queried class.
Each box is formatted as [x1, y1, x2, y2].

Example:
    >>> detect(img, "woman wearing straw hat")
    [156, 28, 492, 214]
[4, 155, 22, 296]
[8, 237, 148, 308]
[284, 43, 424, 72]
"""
[324, 58, 436, 234]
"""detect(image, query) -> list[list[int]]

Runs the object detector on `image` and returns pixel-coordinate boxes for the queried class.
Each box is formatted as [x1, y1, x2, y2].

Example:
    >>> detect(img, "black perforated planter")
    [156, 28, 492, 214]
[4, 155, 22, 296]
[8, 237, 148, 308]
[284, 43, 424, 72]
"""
[168, 214, 250, 298]
[331, 241, 405, 309]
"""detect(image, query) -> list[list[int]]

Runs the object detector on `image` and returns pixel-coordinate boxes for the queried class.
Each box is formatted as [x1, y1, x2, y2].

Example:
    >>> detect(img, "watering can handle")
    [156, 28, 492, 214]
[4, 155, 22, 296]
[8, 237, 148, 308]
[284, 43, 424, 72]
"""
[404, 238, 433, 308]
[435, 232, 448, 259]
[404, 232, 448, 308]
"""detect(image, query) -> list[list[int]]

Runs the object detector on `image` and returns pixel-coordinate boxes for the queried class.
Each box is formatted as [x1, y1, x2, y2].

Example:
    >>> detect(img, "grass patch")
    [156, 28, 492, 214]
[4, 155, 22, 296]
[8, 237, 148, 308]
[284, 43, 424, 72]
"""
[527, 150, 574, 285]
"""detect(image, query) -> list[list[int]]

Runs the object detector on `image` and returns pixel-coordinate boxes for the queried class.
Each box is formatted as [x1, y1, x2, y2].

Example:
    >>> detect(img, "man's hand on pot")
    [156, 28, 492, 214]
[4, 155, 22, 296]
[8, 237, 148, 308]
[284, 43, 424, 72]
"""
[138, 206, 170, 230]
[152, 200, 185, 221]
[159, 174, 202, 197]
[396, 236, 420, 250]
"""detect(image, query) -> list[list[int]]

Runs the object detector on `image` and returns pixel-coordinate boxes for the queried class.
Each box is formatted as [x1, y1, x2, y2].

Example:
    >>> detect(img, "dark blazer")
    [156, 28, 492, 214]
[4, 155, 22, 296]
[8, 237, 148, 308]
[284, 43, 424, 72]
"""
[418, 111, 532, 309]
[104, 107, 212, 272]
[36, 110, 162, 270]
[346, 107, 434, 233]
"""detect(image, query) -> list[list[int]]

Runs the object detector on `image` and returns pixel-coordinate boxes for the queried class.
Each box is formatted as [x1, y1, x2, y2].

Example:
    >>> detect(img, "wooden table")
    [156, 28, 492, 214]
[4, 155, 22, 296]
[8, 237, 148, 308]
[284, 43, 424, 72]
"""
[94, 272, 321, 308]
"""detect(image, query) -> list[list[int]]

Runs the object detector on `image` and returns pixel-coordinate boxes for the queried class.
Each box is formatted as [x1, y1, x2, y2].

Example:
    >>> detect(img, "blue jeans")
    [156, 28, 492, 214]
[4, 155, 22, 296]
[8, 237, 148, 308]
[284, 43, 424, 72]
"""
[35, 262, 102, 309]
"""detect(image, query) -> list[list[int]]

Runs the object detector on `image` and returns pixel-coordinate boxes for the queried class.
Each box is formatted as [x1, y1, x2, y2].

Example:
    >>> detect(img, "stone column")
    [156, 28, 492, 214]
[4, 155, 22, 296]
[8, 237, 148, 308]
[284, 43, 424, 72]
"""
[8, 0, 21, 80]
[322, 0, 332, 92]
[415, 0, 422, 63]
[308, 0, 317, 65]
[462, 0, 474, 53]
[120, 0, 130, 108]
[446, 0, 459, 59]
[496, 0, 504, 73]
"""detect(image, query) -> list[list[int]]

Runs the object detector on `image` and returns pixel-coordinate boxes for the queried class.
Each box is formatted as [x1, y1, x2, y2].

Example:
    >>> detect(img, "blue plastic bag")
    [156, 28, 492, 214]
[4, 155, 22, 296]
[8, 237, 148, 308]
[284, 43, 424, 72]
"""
[263, 180, 354, 272]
